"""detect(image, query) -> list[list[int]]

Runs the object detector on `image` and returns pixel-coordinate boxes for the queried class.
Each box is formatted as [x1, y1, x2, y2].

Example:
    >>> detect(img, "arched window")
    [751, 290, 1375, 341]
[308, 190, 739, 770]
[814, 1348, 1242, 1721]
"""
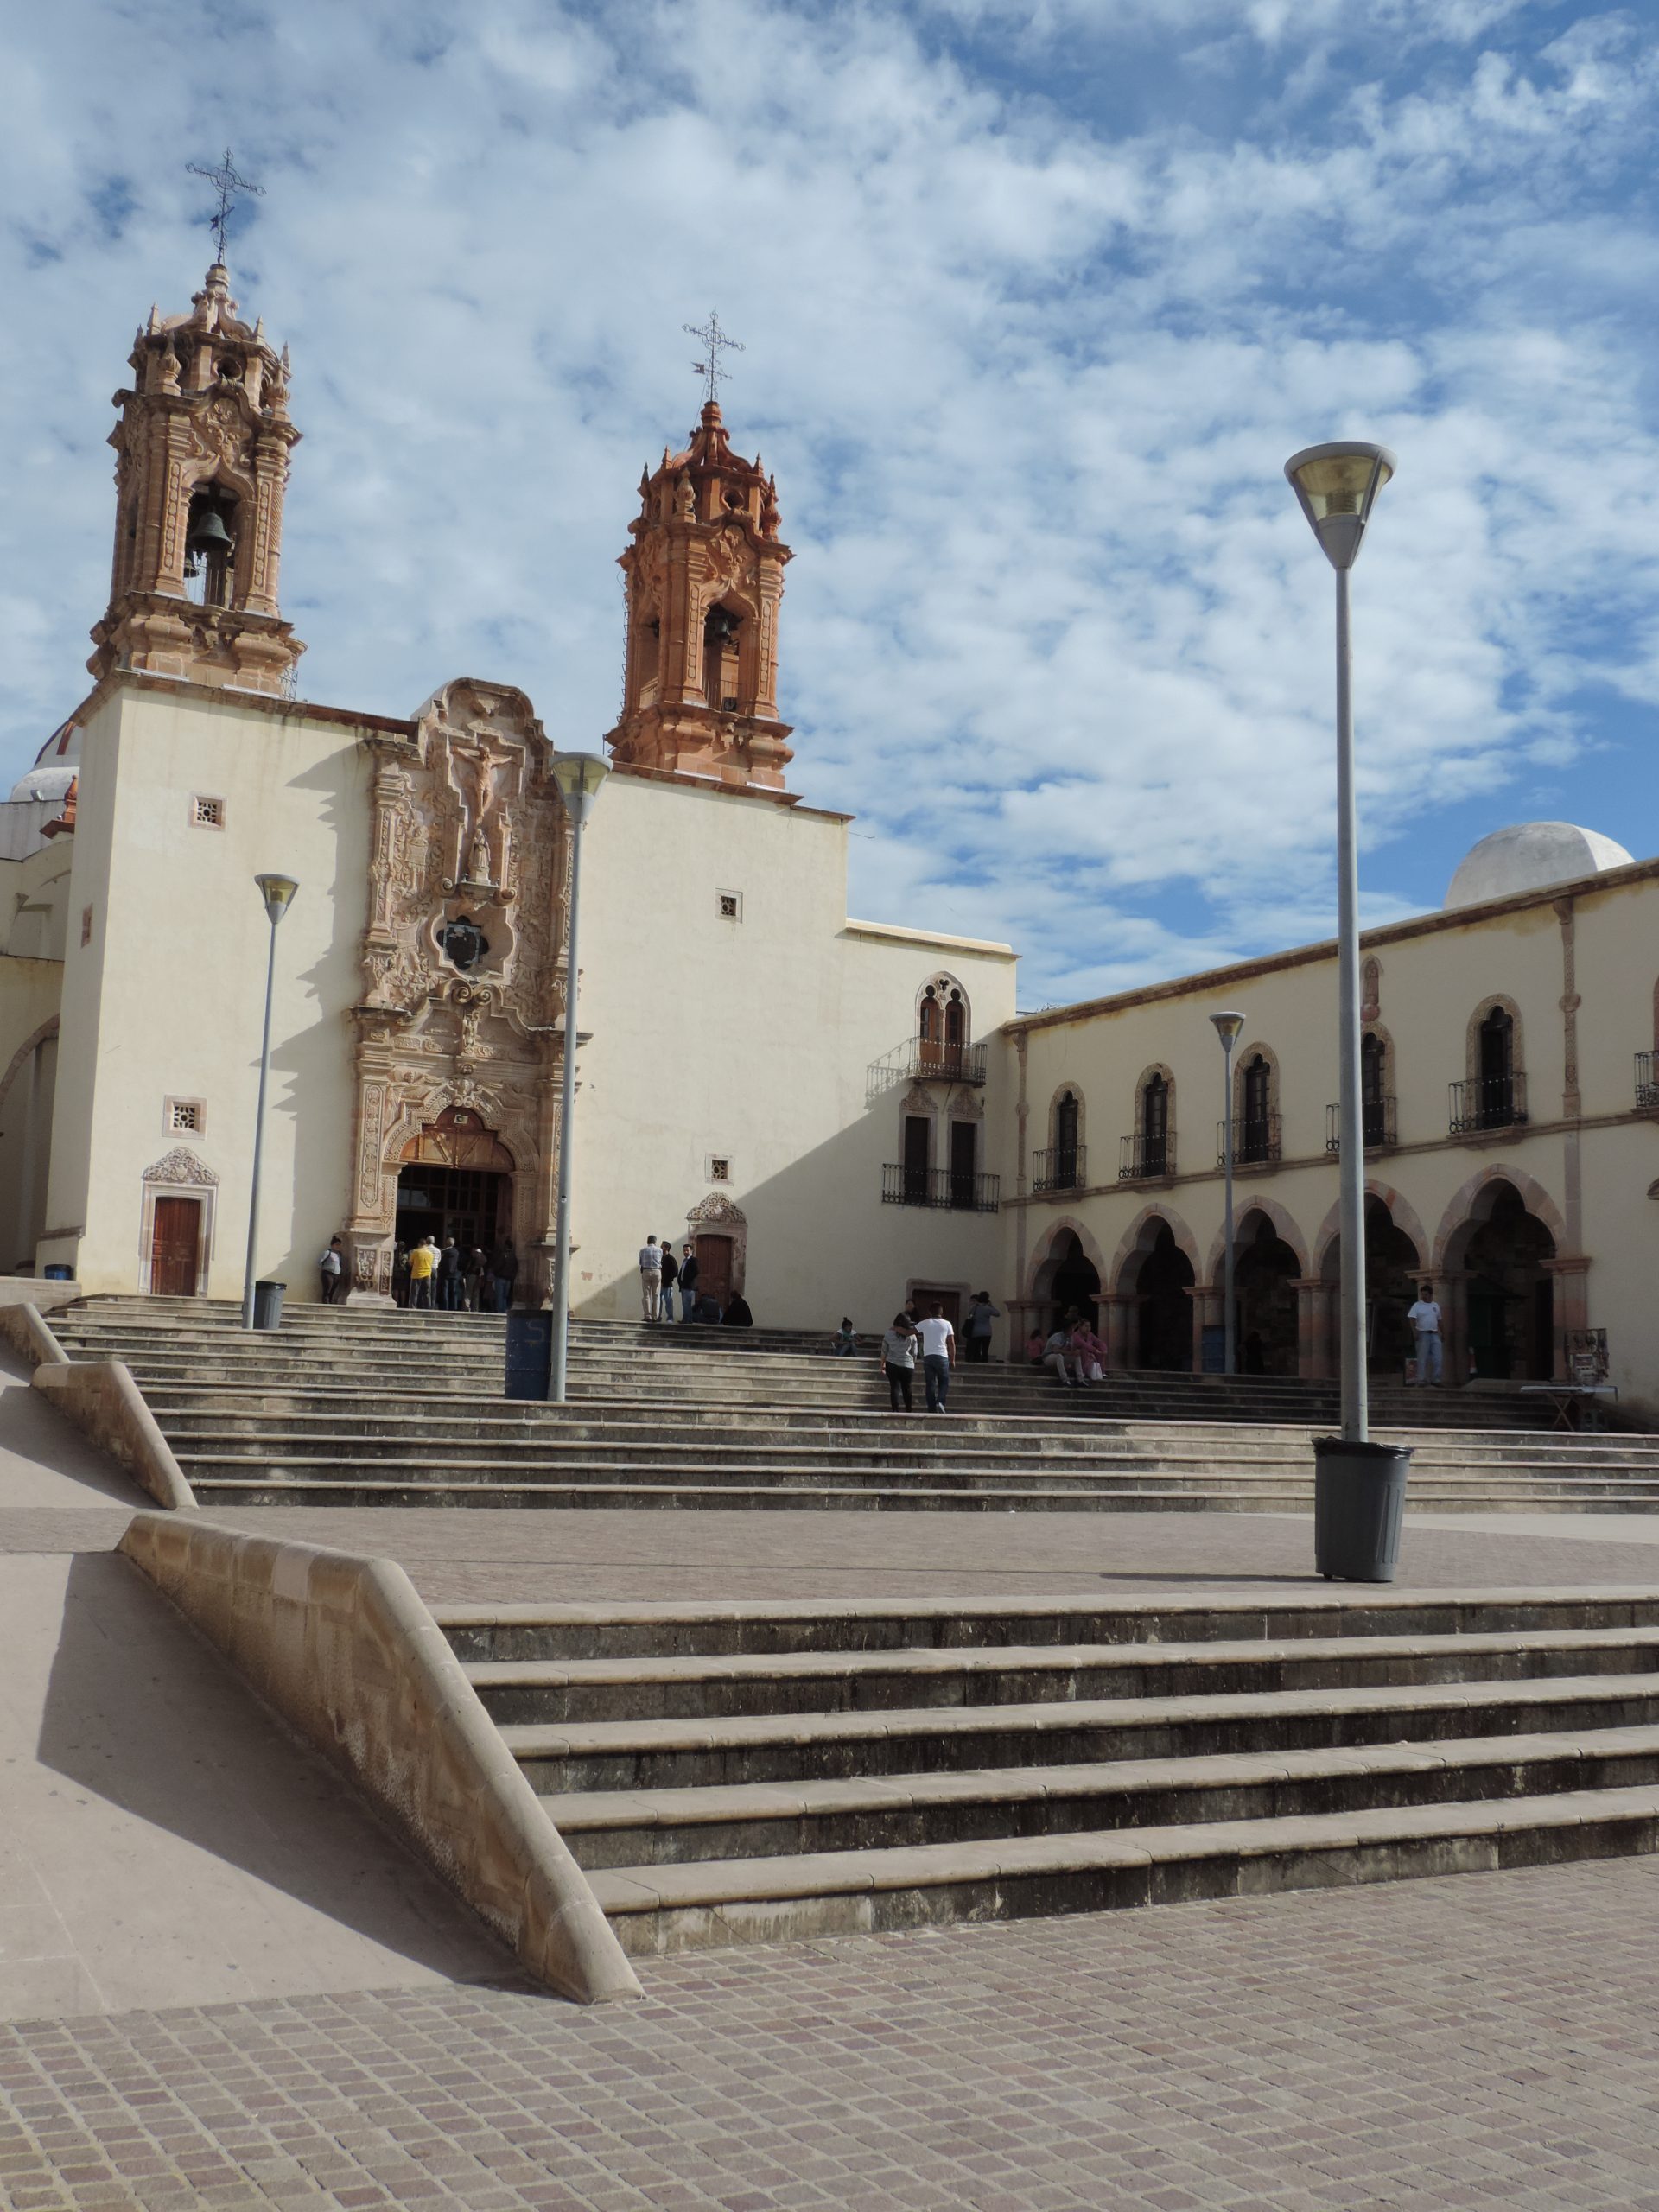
[702, 604, 741, 711]
[1050, 1090, 1080, 1190]
[1141, 1072, 1169, 1178]
[1361, 1032, 1387, 1147]
[918, 976, 970, 1077]
[1478, 1005, 1516, 1128]
[1241, 1052, 1273, 1163]
[183, 483, 237, 608]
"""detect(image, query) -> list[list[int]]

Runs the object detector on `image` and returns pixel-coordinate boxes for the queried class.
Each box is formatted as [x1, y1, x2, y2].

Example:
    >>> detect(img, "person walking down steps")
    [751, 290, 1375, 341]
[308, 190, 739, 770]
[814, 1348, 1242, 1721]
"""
[639, 1235, 663, 1320]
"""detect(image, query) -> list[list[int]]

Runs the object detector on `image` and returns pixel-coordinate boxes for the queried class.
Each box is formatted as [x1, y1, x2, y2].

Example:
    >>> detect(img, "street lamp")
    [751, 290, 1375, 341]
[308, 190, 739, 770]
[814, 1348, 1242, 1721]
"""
[547, 752, 608, 1402]
[1209, 1010, 1244, 1375]
[241, 873, 298, 1331]
[1285, 441, 1395, 1444]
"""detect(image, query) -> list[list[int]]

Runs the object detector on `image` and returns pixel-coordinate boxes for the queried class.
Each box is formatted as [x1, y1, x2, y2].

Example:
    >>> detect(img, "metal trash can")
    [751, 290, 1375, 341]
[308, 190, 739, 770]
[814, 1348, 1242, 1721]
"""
[505, 1311, 554, 1401]
[1313, 1437, 1411, 1582]
[252, 1279, 285, 1332]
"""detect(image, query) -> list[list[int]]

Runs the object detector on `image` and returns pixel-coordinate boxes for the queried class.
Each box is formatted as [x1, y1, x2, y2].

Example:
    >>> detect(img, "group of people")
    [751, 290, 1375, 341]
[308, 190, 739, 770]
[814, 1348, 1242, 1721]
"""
[388, 1235, 519, 1312]
[637, 1235, 753, 1328]
[1025, 1312, 1109, 1388]
[875, 1292, 1000, 1414]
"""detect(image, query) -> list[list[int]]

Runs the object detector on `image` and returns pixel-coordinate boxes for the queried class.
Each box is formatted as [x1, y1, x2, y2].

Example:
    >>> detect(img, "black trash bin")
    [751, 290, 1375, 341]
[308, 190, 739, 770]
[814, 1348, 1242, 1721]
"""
[505, 1311, 554, 1401]
[252, 1280, 285, 1332]
[1313, 1436, 1411, 1582]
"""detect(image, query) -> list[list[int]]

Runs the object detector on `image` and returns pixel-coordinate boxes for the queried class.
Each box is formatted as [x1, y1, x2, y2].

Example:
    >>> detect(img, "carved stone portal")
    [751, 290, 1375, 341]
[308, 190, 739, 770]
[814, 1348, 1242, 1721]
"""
[344, 678, 571, 1303]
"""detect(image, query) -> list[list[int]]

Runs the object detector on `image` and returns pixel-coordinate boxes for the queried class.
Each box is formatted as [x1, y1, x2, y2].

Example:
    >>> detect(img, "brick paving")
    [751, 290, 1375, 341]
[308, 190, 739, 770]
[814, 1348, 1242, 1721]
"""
[4, 1853, 1659, 2209]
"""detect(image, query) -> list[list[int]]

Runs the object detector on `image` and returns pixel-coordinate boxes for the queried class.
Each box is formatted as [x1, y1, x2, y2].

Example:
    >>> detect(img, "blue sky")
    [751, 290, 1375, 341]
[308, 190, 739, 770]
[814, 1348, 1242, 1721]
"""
[3, 0, 1657, 1005]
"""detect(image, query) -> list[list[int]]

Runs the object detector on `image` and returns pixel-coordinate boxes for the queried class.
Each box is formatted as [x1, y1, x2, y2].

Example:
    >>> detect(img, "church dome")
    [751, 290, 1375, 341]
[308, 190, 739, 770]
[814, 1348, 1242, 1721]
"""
[1445, 822, 1635, 910]
[9, 716, 80, 804]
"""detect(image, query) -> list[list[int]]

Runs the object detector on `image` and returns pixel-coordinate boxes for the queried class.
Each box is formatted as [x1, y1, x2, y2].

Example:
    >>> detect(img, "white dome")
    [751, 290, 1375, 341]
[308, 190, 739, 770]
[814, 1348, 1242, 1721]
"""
[1445, 822, 1635, 910]
[9, 717, 79, 804]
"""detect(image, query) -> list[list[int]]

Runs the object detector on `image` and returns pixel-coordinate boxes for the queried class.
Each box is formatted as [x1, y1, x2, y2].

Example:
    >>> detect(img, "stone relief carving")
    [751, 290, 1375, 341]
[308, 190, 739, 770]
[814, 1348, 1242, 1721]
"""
[143, 1148, 219, 1186]
[344, 678, 571, 1303]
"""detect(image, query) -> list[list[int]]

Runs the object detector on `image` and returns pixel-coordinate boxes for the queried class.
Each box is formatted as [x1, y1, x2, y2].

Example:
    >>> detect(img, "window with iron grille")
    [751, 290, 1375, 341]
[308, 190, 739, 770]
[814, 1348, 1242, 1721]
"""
[191, 794, 226, 829]
[166, 1097, 206, 1135]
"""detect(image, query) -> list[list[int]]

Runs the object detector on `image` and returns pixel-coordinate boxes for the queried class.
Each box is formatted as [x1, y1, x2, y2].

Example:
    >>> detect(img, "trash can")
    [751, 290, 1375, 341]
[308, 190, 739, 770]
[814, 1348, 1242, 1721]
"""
[251, 1279, 285, 1332]
[1313, 1436, 1411, 1582]
[42, 1264, 73, 1281]
[505, 1311, 554, 1401]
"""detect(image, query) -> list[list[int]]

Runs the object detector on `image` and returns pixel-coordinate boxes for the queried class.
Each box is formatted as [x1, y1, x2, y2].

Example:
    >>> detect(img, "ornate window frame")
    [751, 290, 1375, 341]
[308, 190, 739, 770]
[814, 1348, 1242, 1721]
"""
[137, 1147, 219, 1297]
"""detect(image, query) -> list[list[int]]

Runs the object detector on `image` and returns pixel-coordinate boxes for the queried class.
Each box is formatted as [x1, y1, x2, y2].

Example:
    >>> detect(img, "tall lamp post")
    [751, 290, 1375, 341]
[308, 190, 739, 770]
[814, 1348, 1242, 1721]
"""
[547, 752, 608, 1404]
[1285, 441, 1395, 1445]
[1209, 1010, 1244, 1374]
[241, 873, 299, 1331]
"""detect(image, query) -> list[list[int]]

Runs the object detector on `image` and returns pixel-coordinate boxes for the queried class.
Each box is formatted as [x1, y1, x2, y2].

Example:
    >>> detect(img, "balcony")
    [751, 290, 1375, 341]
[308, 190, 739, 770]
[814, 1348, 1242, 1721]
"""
[1032, 1144, 1086, 1193]
[1638, 1052, 1659, 1110]
[1118, 1133, 1174, 1181]
[866, 1036, 988, 1103]
[1449, 1073, 1528, 1135]
[1217, 1113, 1281, 1168]
[1324, 1096, 1398, 1153]
[882, 1163, 1001, 1213]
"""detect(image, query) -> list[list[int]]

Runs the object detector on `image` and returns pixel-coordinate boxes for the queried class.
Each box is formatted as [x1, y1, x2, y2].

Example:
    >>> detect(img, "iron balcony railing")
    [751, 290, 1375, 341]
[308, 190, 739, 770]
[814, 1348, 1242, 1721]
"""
[1638, 1052, 1659, 1109]
[1118, 1133, 1174, 1181]
[882, 1163, 1001, 1213]
[865, 1036, 988, 1102]
[1448, 1072, 1528, 1135]
[1217, 1112, 1281, 1168]
[1032, 1144, 1085, 1193]
[1325, 1096, 1397, 1153]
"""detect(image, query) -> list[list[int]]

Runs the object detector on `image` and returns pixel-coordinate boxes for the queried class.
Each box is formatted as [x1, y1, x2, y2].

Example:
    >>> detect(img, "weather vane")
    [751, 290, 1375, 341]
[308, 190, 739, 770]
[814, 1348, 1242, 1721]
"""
[187, 147, 264, 264]
[684, 309, 743, 405]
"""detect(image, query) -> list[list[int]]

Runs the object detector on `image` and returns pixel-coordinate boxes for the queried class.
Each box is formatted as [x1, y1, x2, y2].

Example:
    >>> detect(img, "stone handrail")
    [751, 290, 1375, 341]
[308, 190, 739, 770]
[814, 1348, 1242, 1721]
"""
[0, 1299, 196, 1510]
[0, 1299, 67, 1369]
[119, 1513, 642, 2007]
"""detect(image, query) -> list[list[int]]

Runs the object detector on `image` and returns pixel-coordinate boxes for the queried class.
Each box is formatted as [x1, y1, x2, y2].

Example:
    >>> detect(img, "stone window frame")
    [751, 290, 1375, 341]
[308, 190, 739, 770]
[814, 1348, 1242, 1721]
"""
[706, 1154, 734, 1185]
[1464, 995, 1525, 1085]
[190, 793, 227, 830]
[164, 1096, 207, 1137]
[916, 970, 972, 1051]
[1133, 1062, 1176, 1155]
[1230, 1041, 1281, 1126]
[716, 889, 743, 922]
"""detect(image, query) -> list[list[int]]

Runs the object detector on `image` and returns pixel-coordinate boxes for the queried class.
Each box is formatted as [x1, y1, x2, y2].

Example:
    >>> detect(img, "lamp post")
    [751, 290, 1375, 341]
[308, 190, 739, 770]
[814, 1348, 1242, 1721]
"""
[547, 752, 609, 1403]
[1209, 1010, 1244, 1374]
[241, 873, 298, 1331]
[1284, 441, 1395, 1444]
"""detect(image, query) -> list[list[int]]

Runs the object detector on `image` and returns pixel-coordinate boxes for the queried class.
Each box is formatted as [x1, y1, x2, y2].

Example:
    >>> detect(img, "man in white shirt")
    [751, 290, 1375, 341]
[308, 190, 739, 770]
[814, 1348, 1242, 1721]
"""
[918, 1305, 956, 1412]
[639, 1235, 662, 1321]
[1406, 1282, 1443, 1385]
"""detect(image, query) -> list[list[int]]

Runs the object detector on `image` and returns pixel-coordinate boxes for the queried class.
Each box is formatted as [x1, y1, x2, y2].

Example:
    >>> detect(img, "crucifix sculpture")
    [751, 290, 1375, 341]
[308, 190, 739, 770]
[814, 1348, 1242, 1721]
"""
[683, 309, 744, 405]
[187, 147, 265, 264]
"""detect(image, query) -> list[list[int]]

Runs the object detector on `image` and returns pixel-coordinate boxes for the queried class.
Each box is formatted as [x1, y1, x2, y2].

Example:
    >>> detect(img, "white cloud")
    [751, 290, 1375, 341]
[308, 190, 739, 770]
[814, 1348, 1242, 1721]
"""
[1, 0, 1656, 1002]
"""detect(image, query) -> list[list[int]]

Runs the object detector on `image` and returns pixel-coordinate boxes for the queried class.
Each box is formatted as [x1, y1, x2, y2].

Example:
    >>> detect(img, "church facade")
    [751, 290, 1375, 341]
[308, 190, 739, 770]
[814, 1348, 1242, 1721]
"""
[2, 251, 1656, 1415]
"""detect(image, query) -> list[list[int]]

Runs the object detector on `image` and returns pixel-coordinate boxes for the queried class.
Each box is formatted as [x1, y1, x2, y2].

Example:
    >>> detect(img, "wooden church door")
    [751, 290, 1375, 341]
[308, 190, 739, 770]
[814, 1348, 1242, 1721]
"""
[150, 1196, 201, 1296]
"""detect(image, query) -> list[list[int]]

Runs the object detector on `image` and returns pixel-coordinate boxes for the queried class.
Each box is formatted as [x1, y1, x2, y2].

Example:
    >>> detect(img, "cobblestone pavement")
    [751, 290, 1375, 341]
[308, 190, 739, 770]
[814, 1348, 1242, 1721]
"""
[5, 1853, 1659, 2211]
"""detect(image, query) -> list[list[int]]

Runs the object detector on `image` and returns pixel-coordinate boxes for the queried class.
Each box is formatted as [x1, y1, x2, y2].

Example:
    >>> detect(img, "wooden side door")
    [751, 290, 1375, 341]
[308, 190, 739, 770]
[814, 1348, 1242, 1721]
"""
[150, 1195, 201, 1297]
[695, 1233, 734, 1309]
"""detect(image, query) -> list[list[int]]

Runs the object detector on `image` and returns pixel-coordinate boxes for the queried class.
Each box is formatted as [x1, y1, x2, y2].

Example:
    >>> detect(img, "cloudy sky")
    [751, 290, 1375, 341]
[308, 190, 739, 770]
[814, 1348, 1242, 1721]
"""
[3, 0, 1657, 1004]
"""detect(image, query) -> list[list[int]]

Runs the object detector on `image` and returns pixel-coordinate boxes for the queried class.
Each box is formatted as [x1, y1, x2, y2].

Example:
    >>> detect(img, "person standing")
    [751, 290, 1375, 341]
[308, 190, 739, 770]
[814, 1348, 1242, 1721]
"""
[880, 1314, 917, 1411]
[435, 1236, 461, 1312]
[963, 1292, 999, 1363]
[677, 1243, 699, 1320]
[918, 1303, 955, 1413]
[639, 1235, 663, 1321]
[391, 1241, 410, 1308]
[1407, 1281, 1444, 1385]
[658, 1238, 679, 1322]
[318, 1236, 346, 1305]
[408, 1235, 437, 1310]
[492, 1237, 518, 1313]
[460, 1244, 485, 1313]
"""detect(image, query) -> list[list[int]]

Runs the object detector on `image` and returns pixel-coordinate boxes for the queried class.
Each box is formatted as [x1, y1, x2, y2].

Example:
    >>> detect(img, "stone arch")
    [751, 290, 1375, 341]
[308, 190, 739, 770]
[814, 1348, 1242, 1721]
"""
[1465, 993, 1525, 1083]
[1046, 1079, 1087, 1150]
[1205, 1194, 1308, 1283]
[1311, 1179, 1428, 1279]
[685, 1192, 748, 1302]
[917, 970, 972, 1058]
[1431, 1163, 1567, 1274]
[0, 1016, 59, 1114]
[1231, 1040, 1279, 1118]
[1109, 1203, 1201, 1289]
[1027, 1214, 1107, 1304]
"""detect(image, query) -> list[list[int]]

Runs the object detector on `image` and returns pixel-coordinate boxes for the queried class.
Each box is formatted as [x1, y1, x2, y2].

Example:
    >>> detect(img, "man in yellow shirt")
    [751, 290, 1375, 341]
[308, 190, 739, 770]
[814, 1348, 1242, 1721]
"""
[407, 1235, 438, 1310]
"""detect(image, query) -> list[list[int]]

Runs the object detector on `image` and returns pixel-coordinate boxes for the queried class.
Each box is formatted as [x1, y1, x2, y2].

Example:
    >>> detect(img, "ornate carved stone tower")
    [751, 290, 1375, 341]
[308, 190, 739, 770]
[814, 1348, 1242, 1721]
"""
[88, 261, 303, 695]
[606, 401, 794, 795]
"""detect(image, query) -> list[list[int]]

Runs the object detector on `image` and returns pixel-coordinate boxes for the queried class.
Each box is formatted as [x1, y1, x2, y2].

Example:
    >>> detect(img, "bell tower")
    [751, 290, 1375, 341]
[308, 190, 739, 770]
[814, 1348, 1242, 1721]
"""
[607, 396, 794, 796]
[88, 258, 303, 695]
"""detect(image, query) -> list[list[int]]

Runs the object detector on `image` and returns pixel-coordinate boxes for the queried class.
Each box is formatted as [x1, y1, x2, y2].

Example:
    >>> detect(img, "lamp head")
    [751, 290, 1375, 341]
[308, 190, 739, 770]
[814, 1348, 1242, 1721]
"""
[550, 751, 610, 826]
[1284, 441, 1395, 571]
[1209, 1009, 1245, 1052]
[255, 873, 299, 925]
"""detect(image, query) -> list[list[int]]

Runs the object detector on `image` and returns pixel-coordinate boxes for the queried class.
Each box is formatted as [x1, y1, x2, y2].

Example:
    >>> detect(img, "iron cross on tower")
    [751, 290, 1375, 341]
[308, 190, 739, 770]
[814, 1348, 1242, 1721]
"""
[684, 309, 743, 405]
[186, 147, 265, 264]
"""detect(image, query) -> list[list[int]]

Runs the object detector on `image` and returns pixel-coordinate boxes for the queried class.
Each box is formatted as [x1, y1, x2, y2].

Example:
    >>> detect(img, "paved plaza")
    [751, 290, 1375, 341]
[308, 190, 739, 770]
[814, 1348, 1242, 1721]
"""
[5, 1359, 1659, 2209]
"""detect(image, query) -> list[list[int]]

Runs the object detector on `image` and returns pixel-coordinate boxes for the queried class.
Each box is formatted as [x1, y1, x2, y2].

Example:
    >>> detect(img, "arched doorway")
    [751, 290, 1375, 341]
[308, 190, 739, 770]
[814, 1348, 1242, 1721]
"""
[1453, 1179, 1555, 1378]
[1320, 1195, 1421, 1372]
[1033, 1229, 1100, 1331]
[1130, 1220, 1193, 1370]
[1234, 1210, 1299, 1374]
[396, 1107, 514, 1255]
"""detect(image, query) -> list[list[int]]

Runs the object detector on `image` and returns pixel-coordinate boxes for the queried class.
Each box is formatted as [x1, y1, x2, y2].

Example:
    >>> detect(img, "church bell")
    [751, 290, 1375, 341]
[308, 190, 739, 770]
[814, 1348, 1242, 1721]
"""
[186, 505, 235, 556]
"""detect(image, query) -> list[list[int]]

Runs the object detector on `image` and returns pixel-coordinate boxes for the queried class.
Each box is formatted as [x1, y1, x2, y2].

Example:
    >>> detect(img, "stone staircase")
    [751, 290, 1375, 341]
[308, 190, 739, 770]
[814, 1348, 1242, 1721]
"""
[44, 1297, 1659, 1516]
[436, 1587, 1659, 1955]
